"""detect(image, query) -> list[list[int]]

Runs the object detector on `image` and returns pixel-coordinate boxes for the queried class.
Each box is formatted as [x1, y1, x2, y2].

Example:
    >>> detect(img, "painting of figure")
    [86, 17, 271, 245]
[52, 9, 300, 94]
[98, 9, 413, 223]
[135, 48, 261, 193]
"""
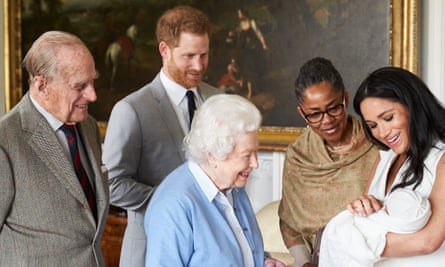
[19, 0, 392, 127]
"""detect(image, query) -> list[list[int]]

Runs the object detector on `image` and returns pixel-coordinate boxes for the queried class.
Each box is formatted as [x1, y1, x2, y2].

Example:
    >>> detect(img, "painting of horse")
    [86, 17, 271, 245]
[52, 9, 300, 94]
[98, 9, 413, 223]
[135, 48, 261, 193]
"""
[17, 0, 414, 129]
[105, 24, 139, 90]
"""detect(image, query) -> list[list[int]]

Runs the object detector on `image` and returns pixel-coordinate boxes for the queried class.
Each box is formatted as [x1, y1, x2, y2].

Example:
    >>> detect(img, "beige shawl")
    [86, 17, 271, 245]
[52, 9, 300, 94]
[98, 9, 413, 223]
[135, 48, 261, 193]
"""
[278, 116, 379, 253]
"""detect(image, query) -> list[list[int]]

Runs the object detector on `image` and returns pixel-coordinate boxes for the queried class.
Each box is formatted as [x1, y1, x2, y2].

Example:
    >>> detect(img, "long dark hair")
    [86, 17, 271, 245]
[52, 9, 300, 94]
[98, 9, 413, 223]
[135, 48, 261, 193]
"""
[353, 66, 445, 191]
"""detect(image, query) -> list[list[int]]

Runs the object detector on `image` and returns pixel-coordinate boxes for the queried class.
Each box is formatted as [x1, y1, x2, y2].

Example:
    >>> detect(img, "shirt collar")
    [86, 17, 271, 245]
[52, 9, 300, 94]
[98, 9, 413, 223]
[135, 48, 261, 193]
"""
[30, 95, 64, 131]
[160, 68, 198, 105]
[189, 161, 234, 203]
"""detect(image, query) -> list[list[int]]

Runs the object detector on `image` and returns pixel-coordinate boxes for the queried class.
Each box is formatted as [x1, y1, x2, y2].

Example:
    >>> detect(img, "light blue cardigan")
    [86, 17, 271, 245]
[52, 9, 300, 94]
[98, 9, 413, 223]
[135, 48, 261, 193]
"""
[144, 162, 265, 266]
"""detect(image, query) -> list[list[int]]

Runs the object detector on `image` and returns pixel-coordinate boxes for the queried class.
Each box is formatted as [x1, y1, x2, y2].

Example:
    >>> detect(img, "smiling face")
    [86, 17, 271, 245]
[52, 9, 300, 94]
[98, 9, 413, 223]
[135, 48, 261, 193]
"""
[160, 32, 209, 88]
[37, 46, 97, 124]
[210, 132, 259, 191]
[360, 97, 410, 154]
[298, 81, 350, 147]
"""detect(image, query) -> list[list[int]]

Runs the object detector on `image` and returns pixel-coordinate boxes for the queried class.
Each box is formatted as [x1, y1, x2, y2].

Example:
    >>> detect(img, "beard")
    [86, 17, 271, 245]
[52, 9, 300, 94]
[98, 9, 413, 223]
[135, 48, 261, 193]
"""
[165, 57, 206, 89]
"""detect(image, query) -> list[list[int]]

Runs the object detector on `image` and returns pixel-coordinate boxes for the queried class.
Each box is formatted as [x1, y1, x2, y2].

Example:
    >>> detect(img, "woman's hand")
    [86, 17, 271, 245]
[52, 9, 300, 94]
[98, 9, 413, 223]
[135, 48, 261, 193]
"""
[264, 256, 286, 267]
[347, 194, 383, 216]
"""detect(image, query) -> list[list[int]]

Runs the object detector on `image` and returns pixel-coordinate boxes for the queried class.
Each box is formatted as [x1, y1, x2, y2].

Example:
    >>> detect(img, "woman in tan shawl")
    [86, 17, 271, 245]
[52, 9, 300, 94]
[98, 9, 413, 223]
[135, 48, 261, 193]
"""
[278, 57, 379, 267]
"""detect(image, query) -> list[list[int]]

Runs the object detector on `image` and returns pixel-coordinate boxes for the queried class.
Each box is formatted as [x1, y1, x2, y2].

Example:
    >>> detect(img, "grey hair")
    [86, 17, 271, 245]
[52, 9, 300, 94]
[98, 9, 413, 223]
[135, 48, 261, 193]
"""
[23, 31, 89, 82]
[184, 94, 262, 164]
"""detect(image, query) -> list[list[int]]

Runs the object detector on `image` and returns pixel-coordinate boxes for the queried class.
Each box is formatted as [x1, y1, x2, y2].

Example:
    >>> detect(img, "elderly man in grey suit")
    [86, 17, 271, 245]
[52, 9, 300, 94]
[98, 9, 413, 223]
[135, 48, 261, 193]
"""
[0, 31, 109, 266]
[102, 5, 220, 267]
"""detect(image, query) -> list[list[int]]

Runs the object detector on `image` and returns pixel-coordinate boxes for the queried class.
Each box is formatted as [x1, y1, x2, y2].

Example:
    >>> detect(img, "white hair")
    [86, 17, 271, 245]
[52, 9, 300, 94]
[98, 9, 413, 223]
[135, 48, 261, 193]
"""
[184, 94, 262, 164]
[23, 31, 89, 81]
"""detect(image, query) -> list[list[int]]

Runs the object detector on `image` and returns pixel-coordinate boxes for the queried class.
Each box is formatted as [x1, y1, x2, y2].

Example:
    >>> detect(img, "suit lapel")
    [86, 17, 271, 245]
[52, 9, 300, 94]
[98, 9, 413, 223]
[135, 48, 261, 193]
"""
[198, 81, 219, 100]
[27, 120, 90, 208]
[149, 75, 219, 162]
[151, 75, 186, 161]
[77, 121, 109, 224]
[21, 95, 97, 224]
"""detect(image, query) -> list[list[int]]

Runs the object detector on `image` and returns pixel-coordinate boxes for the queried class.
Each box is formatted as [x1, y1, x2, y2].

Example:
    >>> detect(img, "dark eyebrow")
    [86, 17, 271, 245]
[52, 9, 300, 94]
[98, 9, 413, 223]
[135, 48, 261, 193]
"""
[365, 109, 395, 124]
[377, 109, 395, 118]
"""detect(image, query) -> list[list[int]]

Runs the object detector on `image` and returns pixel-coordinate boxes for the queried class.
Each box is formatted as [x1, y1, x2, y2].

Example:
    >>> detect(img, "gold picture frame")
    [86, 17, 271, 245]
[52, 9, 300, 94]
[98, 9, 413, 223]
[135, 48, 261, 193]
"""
[4, 0, 418, 150]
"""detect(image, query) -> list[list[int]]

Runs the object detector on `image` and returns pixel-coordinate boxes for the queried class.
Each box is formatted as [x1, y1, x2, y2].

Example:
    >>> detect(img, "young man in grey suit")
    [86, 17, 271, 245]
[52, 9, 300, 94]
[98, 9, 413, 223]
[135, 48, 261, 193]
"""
[0, 31, 109, 266]
[102, 5, 220, 267]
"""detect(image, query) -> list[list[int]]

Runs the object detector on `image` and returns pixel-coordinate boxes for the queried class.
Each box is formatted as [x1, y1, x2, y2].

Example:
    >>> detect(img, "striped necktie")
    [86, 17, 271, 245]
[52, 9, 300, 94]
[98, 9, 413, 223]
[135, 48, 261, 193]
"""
[61, 124, 97, 222]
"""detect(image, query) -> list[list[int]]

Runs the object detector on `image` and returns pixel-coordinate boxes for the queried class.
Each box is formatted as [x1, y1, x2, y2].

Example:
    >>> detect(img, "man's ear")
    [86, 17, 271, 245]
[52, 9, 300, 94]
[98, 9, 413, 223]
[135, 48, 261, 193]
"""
[32, 76, 49, 99]
[159, 41, 170, 58]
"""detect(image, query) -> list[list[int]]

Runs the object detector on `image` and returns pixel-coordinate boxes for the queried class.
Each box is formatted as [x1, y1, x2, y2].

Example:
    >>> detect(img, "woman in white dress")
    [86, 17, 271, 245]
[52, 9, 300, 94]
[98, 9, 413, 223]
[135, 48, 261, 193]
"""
[348, 66, 445, 266]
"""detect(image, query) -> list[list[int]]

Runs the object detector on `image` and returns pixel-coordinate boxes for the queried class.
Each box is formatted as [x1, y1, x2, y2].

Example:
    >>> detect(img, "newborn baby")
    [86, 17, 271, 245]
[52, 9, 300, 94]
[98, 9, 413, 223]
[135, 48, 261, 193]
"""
[319, 188, 431, 267]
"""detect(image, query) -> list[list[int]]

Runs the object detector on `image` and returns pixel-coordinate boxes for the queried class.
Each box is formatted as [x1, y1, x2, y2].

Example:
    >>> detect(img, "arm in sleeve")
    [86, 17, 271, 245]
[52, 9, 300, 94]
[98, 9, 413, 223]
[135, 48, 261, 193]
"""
[250, 19, 267, 49]
[0, 147, 14, 230]
[103, 100, 153, 210]
[144, 197, 192, 266]
[278, 148, 305, 248]
[382, 153, 445, 256]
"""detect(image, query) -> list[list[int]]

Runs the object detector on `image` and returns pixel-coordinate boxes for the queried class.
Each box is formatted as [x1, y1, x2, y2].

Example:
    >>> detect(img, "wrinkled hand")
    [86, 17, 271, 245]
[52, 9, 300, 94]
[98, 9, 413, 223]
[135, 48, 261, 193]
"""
[264, 256, 286, 267]
[347, 194, 383, 216]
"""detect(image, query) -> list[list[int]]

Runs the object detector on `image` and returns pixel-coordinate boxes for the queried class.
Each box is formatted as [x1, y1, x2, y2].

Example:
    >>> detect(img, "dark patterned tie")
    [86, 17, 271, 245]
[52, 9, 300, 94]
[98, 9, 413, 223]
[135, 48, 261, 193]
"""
[186, 90, 196, 127]
[61, 124, 97, 222]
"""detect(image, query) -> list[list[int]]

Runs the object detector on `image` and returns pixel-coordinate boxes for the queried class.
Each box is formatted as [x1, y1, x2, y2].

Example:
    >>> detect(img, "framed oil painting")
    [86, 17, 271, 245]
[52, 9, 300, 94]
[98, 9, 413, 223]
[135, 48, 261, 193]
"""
[4, 0, 418, 149]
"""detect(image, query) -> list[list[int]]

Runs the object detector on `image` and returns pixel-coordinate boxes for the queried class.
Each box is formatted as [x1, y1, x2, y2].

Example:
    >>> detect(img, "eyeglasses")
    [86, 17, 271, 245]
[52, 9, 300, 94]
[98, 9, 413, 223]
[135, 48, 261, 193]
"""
[300, 99, 346, 123]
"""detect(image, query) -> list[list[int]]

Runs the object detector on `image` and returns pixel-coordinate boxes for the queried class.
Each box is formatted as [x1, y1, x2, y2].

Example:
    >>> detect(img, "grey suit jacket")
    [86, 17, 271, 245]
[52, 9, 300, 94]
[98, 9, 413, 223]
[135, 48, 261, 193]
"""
[102, 73, 220, 267]
[0, 94, 109, 266]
